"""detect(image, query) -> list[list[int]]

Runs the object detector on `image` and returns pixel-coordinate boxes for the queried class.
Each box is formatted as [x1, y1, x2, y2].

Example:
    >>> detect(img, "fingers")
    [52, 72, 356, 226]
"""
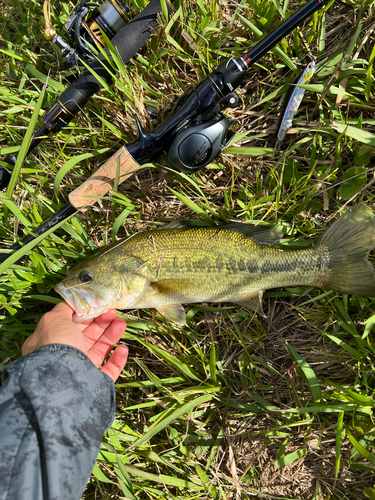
[26, 302, 128, 380]
[22, 302, 86, 356]
[100, 345, 129, 382]
[87, 317, 127, 368]
[22, 302, 128, 380]
[81, 309, 118, 346]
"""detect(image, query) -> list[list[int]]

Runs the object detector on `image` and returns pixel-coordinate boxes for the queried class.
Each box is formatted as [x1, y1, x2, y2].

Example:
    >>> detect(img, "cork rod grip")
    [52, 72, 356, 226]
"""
[68, 146, 139, 209]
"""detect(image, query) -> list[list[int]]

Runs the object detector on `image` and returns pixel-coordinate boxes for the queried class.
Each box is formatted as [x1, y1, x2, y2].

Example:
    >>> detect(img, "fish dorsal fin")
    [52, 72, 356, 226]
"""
[236, 290, 266, 318]
[221, 223, 283, 246]
[159, 220, 283, 245]
[158, 220, 189, 230]
[159, 220, 216, 230]
[156, 304, 186, 325]
[158, 220, 197, 230]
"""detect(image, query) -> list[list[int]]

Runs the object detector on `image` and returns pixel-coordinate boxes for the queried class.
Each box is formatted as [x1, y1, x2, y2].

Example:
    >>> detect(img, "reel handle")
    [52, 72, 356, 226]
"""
[52, 0, 173, 119]
[0, 0, 172, 189]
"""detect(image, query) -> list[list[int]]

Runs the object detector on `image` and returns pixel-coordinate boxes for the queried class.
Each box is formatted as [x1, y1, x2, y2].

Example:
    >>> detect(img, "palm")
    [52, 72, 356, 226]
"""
[22, 303, 128, 382]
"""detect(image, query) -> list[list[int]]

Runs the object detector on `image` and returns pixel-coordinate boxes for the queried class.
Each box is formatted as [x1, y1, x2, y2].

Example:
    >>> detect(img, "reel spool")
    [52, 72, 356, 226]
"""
[65, 0, 130, 57]
[43, 0, 131, 68]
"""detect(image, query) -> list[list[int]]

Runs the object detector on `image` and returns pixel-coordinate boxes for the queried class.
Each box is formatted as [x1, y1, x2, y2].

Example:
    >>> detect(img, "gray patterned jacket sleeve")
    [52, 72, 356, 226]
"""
[0, 343, 116, 500]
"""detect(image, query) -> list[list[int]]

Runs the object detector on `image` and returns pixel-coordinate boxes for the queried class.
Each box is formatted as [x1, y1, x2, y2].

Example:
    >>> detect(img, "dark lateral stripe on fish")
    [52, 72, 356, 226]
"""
[55, 203, 375, 325]
[156, 255, 317, 276]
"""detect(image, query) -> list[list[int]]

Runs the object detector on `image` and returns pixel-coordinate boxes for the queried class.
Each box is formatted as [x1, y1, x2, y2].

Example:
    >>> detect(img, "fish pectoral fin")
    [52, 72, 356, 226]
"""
[151, 279, 193, 294]
[236, 290, 267, 318]
[156, 304, 186, 326]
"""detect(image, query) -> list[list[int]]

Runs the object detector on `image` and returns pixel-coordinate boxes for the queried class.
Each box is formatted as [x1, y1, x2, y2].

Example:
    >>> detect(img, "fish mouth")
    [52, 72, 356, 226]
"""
[55, 283, 102, 322]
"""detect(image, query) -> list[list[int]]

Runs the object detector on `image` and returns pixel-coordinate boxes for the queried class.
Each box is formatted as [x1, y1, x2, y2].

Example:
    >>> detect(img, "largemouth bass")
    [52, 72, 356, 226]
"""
[55, 203, 375, 325]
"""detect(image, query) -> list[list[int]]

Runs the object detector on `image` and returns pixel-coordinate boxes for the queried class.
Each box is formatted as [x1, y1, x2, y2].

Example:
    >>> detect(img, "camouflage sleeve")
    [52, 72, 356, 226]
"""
[0, 343, 116, 500]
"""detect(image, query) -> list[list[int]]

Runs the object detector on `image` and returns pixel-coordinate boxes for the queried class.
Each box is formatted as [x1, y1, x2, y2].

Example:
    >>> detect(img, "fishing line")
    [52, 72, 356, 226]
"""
[0, 0, 332, 267]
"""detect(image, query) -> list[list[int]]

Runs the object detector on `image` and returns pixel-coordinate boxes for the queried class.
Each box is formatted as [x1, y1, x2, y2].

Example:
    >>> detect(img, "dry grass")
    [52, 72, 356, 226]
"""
[1, 0, 375, 498]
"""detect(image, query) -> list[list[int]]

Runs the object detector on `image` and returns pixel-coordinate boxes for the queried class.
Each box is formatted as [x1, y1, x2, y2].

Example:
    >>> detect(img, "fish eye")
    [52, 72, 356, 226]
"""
[78, 270, 93, 283]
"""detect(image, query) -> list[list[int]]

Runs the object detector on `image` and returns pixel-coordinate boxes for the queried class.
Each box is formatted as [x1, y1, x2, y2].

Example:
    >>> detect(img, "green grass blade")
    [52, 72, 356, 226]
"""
[335, 411, 345, 481]
[225, 146, 274, 156]
[347, 430, 375, 466]
[0, 192, 31, 228]
[6, 85, 46, 201]
[286, 342, 322, 403]
[128, 394, 214, 450]
[168, 188, 213, 221]
[0, 212, 75, 274]
[53, 149, 110, 198]
[125, 334, 203, 382]
[332, 121, 375, 146]
[276, 447, 307, 468]
[325, 333, 363, 361]
[365, 43, 375, 102]
[122, 465, 202, 490]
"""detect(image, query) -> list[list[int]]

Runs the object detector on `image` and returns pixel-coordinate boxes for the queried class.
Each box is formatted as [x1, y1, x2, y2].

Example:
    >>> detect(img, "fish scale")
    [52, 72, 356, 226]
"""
[56, 204, 375, 325]
[124, 228, 320, 283]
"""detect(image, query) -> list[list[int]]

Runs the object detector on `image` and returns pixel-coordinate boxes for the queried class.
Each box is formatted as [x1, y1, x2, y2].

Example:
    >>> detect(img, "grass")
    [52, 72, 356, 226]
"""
[1, 0, 375, 498]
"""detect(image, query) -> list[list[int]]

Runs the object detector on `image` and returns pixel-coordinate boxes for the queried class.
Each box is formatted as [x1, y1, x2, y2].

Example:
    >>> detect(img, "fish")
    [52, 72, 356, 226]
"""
[275, 60, 316, 149]
[55, 203, 375, 326]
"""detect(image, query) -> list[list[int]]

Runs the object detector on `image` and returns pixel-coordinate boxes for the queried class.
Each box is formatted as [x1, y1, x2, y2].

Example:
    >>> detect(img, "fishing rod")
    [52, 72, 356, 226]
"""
[0, 0, 172, 190]
[0, 0, 329, 266]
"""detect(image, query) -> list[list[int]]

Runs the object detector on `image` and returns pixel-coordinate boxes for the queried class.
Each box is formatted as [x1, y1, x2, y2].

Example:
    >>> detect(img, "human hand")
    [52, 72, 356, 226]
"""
[22, 302, 128, 382]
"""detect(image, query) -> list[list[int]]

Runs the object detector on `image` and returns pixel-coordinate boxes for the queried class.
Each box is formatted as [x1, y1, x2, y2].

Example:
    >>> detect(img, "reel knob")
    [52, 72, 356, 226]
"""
[220, 92, 239, 109]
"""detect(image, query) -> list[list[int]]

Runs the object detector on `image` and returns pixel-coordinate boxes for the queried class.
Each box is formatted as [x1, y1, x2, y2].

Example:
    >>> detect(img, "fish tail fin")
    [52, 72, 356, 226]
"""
[315, 203, 375, 296]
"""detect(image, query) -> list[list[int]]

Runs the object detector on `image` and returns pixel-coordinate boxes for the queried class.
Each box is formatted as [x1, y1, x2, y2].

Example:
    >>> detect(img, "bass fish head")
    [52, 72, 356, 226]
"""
[55, 249, 151, 322]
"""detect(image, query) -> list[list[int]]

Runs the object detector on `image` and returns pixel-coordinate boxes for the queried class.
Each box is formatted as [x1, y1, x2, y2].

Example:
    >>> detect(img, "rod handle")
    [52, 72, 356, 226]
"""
[68, 146, 139, 209]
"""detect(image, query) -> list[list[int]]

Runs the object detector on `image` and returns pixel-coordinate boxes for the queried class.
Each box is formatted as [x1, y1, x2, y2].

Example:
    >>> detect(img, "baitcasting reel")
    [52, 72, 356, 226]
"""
[167, 92, 239, 173]
[128, 57, 247, 174]
[43, 0, 130, 69]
